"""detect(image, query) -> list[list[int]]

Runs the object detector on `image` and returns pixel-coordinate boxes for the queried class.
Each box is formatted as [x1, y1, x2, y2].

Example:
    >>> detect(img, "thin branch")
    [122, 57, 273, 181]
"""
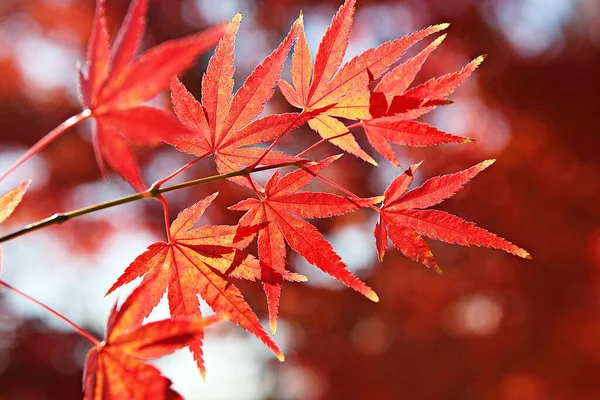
[0, 279, 101, 346]
[0, 110, 93, 183]
[0, 161, 304, 244]
[150, 152, 211, 189]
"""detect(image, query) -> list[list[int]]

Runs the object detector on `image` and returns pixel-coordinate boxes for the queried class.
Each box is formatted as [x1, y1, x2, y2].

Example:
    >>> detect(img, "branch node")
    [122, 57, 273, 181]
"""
[147, 186, 161, 198]
[53, 213, 69, 224]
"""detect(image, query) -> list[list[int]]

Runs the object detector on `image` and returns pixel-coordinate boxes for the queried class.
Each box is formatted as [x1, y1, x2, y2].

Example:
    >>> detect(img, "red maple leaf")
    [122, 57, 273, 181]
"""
[278, 0, 449, 165]
[0, 180, 30, 270]
[106, 193, 302, 376]
[375, 160, 531, 272]
[356, 53, 486, 166]
[166, 14, 307, 189]
[78, 0, 225, 191]
[83, 279, 221, 399]
[229, 156, 381, 333]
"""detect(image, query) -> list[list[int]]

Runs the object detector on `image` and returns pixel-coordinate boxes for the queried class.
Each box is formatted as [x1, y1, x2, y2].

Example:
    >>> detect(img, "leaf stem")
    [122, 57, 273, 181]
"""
[150, 152, 211, 189]
[296, 120, 363, 157]
[156, 195, 174, 243]
[0, 279, 101, 346]
[0, 110, 93, 183]
[0, 161, 304, 244]
[248, 111, 306, 170]
[246, 175, 265, 201]
[302, 164, 380, 212]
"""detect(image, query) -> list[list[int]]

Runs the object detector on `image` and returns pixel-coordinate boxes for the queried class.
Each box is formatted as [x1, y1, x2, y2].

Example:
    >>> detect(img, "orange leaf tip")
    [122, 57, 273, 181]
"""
[481, 159, 496, 168]
[307, 153, 343, 167]
[270, 321, 278, 336]
[276, 351, 285, 362]
[371, 196, 385, 204]
[21, 179, 32, 190]
[291, 13, 303, 31]
[366, 289, 379, 303]
[518, 249, 532, 259]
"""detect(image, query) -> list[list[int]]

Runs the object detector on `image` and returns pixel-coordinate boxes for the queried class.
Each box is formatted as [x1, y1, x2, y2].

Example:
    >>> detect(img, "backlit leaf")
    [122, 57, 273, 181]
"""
[230, 156, 379, 333]
[78, 0, 225, 190]
[166, 15, 304, 189]
[84, 279, 221, 399]
[107, 193, 292, 375]
[376, 161, 531, 271]
[278, 0, 457, 165]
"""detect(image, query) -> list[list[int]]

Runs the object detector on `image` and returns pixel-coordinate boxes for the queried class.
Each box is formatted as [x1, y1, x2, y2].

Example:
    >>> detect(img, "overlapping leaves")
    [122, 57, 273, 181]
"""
[166, 14, 307, 189]
[79, 0, 225, 190]
[359, 54, 484, 166]
[279, 0, 481, 166]
[84, 279, 221, 399]
[81, 0, 529, 384]
[229, 156, 380, 332]
[106, 193, 303, 376]
[0, 0, 533, 397]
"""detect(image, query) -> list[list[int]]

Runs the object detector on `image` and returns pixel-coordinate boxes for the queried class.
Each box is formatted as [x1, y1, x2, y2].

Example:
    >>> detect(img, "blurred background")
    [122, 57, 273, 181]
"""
[0, 0, 599, 399]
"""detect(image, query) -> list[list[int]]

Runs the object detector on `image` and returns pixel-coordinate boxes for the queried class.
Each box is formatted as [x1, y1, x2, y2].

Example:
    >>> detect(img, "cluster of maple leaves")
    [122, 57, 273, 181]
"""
[0, 0, 530, 398]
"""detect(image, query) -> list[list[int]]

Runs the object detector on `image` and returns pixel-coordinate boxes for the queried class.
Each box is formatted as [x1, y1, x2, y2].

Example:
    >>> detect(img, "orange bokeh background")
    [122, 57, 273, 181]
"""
[0, 0, 599, 399]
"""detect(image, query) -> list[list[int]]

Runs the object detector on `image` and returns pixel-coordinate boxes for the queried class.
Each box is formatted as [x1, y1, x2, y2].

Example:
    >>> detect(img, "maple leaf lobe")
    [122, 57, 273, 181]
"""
[377, 160, 530, 272]
[78, 0, 224, 190]
[84, 277, 221, 399]
[108, 193, 287, 372]
[231, 155, 379, 332]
